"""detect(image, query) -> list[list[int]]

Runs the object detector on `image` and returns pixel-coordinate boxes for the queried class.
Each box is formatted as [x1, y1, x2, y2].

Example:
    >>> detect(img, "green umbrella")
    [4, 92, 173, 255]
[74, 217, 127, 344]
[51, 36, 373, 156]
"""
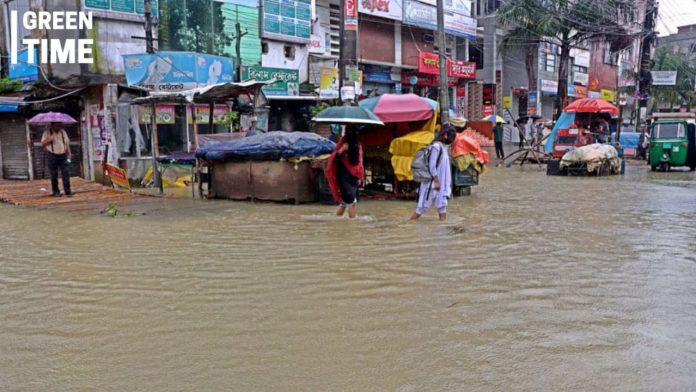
[312, 105, 384, 126]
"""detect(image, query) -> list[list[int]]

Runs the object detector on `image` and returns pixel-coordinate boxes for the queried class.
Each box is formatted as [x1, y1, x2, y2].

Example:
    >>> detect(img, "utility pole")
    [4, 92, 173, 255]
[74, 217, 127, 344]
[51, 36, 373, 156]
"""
[144, 0, 154, 53]
[436, 0, 449, 125]
[234, 22, 248, 82]
[339, 0, 358, 103]
[210, 0, 215, 54]
[637, 0, 657, 126]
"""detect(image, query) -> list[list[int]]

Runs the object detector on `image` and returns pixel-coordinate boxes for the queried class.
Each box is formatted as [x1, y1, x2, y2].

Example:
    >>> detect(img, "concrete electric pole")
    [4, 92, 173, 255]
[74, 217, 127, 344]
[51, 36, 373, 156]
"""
[436, 0, 449, 125]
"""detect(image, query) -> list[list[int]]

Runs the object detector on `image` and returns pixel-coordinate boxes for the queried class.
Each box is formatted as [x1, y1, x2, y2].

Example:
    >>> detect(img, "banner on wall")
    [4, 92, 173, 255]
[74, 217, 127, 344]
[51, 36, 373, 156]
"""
[345, 0, 358, 30]
[189, 105, 232, 124]
[123, 52, 234, 91]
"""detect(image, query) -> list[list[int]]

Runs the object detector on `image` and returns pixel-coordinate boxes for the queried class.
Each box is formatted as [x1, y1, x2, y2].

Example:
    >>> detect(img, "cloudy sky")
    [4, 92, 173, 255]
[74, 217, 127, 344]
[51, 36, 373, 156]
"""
[657, 0, 696, 36]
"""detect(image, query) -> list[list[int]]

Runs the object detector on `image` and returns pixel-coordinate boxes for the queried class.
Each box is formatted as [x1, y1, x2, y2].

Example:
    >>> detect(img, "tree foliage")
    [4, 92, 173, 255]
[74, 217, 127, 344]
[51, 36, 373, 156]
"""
[158, 0, 233, 56]
[651, 47, 696, 110]
[497, 0, 635, 118]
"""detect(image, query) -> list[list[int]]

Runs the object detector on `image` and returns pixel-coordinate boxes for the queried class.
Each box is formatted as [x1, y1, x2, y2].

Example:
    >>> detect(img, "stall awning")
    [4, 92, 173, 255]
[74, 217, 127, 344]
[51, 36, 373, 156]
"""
[130, 80, 275, 105]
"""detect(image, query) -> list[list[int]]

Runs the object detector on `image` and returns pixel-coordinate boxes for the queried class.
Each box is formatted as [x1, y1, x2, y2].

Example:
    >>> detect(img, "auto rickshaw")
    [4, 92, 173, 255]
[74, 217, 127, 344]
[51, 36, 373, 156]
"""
[648, 118, 696, 171]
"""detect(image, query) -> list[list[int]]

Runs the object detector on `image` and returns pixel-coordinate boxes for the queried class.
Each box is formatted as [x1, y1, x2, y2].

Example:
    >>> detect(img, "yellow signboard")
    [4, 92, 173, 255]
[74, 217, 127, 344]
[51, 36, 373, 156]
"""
[503, 96, 512, 109]
[600, 89, 616, 102]
[320, 67, 339, 99]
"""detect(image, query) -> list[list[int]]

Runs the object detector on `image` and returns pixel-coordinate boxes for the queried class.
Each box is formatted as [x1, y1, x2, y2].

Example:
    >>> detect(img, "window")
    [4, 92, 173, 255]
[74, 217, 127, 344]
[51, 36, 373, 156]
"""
[284, 45, 295, 60]
[540, 52, 556, 72]
[572, 65, 588, 74]
[603, 44, 618, 65]
[262, 42, 269, 54]
[654, 123, 685, 139]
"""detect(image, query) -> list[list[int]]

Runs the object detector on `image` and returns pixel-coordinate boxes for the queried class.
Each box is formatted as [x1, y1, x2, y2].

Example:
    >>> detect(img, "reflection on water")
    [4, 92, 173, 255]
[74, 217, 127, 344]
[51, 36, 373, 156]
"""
[1, 165, 695, 391]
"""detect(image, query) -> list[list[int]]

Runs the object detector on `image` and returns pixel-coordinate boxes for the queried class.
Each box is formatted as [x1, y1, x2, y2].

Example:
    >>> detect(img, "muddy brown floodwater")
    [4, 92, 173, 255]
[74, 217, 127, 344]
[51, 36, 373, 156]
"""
[1, 165, 695, 391]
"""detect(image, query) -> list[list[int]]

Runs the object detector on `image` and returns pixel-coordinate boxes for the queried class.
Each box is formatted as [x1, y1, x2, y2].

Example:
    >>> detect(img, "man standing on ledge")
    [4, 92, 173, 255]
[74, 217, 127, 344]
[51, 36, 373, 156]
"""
[41, 122, 72, 197]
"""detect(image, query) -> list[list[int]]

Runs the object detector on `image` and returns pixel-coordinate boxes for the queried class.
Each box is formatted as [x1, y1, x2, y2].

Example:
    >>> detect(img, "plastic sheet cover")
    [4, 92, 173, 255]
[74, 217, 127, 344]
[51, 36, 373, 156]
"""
[195, 131, 335, 162]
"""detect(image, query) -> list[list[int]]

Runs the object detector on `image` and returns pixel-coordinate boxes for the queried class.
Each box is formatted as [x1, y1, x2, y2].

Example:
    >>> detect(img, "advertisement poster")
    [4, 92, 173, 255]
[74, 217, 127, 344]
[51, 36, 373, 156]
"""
[138, 104, 176, 124]
[123, 52, 234, 91]
[320, 67, 339, 99]
[403, 0, 437, 29]
[345, 0, 358, 30]
[242, 66, 300, 96]
[189, 105, 232, 124]
[262, 0, 312, 42]
[527, 91, 537, 115]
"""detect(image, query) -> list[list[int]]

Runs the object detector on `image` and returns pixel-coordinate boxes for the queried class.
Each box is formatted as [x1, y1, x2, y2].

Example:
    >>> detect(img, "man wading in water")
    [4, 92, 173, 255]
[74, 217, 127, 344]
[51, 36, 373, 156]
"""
[41, 122, 73, 197]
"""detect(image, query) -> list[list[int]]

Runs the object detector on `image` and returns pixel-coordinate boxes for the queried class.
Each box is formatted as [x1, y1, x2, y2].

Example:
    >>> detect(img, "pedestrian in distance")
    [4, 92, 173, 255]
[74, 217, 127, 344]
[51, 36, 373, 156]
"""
[326, 125, 364, 219]
[493, 121, 505, 159]
[40, 122, 72, 197]
[410, 126, 455, 221]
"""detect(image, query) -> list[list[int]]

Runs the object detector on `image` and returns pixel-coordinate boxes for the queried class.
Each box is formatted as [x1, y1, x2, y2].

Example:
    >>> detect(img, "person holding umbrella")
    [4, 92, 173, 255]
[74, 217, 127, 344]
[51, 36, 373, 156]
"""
[326, 125, 364, 219]
[40, 121, 73, 197]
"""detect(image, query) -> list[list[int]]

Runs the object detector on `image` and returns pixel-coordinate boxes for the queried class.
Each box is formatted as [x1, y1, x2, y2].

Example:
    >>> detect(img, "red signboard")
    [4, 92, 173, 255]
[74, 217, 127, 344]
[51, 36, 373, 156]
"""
[344, 0, 358, 30]
[401, 71, 457, 87]
[448, 60, 476, 79]
[483, 105, 494, 116]
[482, 83, 495, 106]
[418, 52, 440, 75]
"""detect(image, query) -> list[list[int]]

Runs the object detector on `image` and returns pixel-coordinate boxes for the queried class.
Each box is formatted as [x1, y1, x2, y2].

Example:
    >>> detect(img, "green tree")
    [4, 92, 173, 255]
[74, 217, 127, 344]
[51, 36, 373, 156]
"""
[158, 0, 233, 56]
[650, 47, 696, 110]
[497, 0, 634, 118]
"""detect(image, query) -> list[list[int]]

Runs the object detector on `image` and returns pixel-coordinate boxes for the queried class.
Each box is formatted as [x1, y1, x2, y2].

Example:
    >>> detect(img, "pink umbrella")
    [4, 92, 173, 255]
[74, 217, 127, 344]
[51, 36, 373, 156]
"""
[358, 93, 434, 123]
[28, 112, 78, 124]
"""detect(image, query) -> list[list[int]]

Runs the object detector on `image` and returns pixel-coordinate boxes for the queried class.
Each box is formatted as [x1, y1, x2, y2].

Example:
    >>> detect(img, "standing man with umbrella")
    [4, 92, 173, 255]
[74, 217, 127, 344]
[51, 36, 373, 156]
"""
[34, 113, 77, 197]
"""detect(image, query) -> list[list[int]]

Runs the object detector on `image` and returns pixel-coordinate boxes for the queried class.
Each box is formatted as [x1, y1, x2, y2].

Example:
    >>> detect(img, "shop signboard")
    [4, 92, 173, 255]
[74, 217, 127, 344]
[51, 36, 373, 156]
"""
[600, 89, 615, 102]
[139, 104, 176, 124]
[403, 0, 437, 30]
[358, 0, 403, 20]
[123, 51, 234, 91]
[418, 52, 440, 75]
[482, 84, 495, 106]
[483, 105, 494, 116]
[262, 0, 312, 42]
[449, 60, 476, 78]
[541, 79, 558, 94]
[418, 0, 471, 14]
[503, 96, 511, 109]
[320, 67, 339, 99]
[573, 72, 588, 86]
[444, 12, 476, 40]
[85, 0, 158, 16]
[570, 48, 590, 68]
[527, 91, 537, 115]
[242, 66, 300, 96]
[651, 71, 677, 86]
[363, 65, 390, 83]
[401, 71, 457, 86]
[8, 48, 38, 82]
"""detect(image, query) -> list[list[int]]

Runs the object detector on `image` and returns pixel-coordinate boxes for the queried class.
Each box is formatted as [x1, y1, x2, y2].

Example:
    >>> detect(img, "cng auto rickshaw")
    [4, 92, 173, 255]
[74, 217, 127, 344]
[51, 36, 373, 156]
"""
[648, 117, 696, 171]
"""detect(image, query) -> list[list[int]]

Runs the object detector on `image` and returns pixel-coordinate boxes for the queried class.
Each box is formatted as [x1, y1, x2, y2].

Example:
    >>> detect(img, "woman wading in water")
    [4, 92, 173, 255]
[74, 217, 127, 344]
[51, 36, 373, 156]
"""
[326, 126, 364, 219]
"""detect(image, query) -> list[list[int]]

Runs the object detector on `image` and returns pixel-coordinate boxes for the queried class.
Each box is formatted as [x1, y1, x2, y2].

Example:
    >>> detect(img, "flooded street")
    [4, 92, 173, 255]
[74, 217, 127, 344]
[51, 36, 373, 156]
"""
[1, 165, 696, 391]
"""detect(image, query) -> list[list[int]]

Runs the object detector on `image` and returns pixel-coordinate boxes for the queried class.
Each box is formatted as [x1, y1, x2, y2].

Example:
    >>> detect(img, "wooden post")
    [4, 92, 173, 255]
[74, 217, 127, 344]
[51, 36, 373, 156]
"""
[191, 104, 199, 149]
[150, 101, 163, 194]
[207, 101, 214, 133]
[25, 121, 34, 180]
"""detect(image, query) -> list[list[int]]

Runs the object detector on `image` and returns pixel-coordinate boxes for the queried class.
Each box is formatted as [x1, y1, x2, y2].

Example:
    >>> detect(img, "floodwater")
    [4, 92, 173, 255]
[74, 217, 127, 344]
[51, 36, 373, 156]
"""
[1, 164, 695, 391]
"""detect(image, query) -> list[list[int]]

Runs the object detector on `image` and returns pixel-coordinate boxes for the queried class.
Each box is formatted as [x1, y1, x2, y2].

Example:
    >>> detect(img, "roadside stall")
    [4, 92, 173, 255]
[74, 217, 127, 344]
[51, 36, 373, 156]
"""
[130, 80, 272, 195]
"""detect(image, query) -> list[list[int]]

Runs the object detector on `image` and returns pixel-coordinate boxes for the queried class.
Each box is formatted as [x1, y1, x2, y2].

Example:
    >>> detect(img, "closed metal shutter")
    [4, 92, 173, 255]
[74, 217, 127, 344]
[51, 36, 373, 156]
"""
[0, 116, 29, 180]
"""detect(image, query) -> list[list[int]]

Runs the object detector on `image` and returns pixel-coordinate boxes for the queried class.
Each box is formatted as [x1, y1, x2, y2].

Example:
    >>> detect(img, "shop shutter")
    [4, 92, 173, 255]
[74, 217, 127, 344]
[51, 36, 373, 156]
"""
[0, 116, 29, 180]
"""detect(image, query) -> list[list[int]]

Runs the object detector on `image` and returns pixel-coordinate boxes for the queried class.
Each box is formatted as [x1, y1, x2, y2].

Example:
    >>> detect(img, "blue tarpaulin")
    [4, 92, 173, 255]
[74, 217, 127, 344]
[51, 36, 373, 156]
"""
[195, 131, 335, 162]
[612, 131, 640, 149]
[0, 104, 18, 112]
[545, 112, 575, 153]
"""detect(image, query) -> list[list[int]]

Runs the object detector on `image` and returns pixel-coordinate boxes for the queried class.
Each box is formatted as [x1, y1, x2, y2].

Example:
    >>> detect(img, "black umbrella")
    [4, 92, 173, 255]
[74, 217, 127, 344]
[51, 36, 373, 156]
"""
[312, 106, 384, 126]
[515, 115, 543, 125]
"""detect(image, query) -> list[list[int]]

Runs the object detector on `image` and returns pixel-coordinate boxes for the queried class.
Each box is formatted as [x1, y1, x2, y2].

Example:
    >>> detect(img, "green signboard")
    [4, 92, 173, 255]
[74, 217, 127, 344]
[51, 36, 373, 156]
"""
[242, 66, 300, 97]
[85, 0, 110, 9]
[111, 0, 135, 13]
[262, 0, 311, 43]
